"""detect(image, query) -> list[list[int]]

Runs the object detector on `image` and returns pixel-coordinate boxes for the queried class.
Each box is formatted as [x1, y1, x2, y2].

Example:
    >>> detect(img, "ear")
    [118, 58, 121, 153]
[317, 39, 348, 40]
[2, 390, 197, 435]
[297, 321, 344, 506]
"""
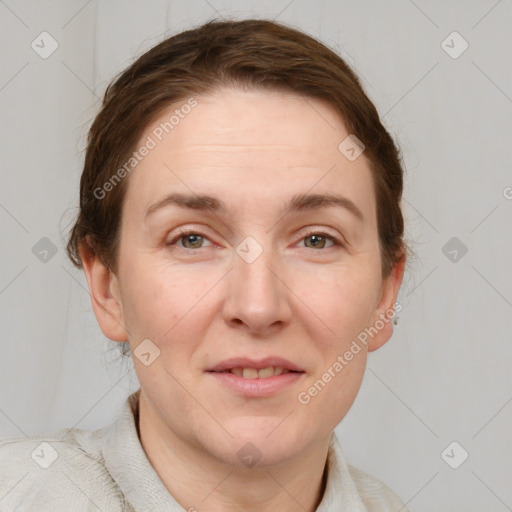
[79, 236, 129, 342]
[367, 253, 405, 352]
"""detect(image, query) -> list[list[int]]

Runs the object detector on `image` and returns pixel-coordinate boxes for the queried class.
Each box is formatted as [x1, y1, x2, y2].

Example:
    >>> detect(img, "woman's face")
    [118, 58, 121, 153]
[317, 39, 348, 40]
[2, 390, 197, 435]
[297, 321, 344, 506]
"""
[85, 87, 403, 467]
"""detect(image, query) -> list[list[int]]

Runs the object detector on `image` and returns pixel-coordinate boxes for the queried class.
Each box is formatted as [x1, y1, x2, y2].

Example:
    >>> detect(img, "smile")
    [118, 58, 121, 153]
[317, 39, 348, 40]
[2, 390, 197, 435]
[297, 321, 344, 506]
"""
[221, 366, 292, 379]
[207, 369, 305, 397]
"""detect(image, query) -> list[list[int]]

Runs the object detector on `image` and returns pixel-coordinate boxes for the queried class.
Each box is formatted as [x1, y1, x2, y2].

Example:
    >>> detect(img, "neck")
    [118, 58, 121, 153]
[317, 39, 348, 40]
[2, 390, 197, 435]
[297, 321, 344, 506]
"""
[137, 393, 330, 512]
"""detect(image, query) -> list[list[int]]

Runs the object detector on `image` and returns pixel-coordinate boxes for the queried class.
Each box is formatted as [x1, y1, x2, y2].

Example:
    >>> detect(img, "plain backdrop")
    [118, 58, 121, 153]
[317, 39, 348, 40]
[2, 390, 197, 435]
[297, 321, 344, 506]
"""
[1, 1, 511, 511]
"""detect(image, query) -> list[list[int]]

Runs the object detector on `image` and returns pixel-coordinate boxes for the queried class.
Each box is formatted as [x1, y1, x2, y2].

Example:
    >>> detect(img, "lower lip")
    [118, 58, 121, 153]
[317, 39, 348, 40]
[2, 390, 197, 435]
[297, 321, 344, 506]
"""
[207, 371, 305, 397]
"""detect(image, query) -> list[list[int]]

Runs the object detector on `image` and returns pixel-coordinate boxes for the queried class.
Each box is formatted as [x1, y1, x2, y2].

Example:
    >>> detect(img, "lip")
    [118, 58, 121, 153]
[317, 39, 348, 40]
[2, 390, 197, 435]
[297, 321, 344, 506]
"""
[206, 356, 305, 398]
[208, 371, 305, 398]
[206, 356, 304, 373]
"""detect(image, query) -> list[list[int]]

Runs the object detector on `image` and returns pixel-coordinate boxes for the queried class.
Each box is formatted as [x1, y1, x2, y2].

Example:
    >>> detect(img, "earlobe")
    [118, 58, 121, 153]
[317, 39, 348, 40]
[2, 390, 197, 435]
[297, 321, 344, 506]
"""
[79, 239, 129, 342]
[367, 254, 406, 352]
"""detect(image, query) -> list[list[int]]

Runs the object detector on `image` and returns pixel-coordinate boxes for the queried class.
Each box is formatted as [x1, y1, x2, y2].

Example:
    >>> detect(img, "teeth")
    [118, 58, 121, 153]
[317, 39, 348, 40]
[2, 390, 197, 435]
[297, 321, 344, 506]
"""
[257, 367, 275, 379]
[229, 367, 289, 379]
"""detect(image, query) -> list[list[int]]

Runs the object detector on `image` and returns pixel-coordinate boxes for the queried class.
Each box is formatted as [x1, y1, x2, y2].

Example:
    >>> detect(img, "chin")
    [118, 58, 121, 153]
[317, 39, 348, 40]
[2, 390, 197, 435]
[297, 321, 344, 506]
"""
[220, 439, 300, 469]
[215, 417, 309, 467]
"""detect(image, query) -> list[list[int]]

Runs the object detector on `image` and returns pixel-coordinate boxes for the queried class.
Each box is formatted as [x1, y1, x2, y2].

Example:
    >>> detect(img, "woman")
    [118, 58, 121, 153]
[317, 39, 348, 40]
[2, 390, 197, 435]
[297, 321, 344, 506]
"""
[0, 18, 409, 511]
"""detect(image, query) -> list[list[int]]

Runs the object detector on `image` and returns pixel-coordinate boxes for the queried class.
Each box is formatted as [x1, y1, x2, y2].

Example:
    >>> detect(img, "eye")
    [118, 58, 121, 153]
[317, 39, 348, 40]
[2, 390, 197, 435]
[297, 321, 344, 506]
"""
[166, 228, 344, 251]
[167, 229, 213, 249]
[298, 231, 343, 250]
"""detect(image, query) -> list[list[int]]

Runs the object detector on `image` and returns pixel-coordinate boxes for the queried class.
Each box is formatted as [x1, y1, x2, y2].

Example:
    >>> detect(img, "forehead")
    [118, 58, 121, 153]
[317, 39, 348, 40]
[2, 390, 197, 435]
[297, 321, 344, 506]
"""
[123, 87, 375, 217]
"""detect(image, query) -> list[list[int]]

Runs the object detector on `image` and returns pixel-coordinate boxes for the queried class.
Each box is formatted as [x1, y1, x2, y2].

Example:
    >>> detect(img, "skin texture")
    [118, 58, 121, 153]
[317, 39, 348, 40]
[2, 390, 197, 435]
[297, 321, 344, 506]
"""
[80, 87, 405, 512]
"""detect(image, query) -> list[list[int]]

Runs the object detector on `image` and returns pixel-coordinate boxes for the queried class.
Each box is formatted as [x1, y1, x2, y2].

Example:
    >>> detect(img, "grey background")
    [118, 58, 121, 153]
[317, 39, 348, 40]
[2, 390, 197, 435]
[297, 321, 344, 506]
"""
[1, 1, 511, 510]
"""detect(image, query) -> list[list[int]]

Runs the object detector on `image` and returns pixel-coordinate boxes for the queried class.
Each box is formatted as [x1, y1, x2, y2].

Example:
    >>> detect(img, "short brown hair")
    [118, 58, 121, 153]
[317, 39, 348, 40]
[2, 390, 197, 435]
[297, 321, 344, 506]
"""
[66, 18, 407, 278]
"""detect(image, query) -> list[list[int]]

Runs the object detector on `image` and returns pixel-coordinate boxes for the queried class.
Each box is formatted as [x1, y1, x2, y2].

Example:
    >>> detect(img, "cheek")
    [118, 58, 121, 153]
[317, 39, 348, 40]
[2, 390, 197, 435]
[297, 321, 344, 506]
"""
[120, 258, 214, 351]
[296, 334, 368, 433]
[300, 265, 378, 421]
[293, 263, 379, 344]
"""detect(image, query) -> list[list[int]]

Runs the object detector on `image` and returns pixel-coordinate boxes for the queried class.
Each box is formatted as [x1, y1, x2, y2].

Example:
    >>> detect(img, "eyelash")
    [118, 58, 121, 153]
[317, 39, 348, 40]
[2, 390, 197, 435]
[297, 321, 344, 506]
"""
[166, 228, 344, 250]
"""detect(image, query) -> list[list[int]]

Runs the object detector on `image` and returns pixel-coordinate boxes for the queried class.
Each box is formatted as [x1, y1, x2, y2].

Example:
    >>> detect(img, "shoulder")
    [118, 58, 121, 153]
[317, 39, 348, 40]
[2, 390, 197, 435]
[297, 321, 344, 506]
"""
[347, 463, 410, 512]
[0, 427, 130, 511]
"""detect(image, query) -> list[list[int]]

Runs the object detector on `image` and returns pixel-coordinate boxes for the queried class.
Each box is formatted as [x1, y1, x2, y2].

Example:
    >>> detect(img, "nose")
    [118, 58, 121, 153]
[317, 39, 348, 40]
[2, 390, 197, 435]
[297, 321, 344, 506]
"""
[221, 237, 292, 336]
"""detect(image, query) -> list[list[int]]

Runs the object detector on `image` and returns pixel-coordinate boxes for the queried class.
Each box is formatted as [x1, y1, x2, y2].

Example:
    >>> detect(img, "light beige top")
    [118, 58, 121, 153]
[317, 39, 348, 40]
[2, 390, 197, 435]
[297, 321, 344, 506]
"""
[0, 390, 409, 511]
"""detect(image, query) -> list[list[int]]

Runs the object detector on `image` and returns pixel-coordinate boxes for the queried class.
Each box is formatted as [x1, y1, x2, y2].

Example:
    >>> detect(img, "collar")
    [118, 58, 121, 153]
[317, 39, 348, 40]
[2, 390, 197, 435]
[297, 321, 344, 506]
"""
[102, 391, 368, 511]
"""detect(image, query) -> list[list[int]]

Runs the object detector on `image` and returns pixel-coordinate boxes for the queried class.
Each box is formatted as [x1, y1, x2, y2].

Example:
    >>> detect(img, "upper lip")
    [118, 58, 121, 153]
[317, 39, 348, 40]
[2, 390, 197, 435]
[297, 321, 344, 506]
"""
[207, 357, 305, 373]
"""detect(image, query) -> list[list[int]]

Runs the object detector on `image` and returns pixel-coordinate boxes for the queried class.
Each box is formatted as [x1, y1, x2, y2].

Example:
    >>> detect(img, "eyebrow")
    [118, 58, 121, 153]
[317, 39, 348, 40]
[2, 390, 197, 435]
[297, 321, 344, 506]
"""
[144, 192, 364, 221]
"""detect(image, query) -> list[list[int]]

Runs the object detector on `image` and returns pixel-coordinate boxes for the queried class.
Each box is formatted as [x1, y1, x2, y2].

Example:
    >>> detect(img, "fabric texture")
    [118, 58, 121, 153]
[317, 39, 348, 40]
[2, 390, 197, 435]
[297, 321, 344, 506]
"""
[0, 391, 408, 511]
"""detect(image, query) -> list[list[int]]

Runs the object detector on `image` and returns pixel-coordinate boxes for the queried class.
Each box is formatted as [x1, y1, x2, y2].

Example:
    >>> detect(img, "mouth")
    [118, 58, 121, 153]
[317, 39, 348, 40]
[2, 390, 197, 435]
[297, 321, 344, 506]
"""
[206, 356, 305, 376]
[209, 366, 301, 379]
[205, 357, 305, 397]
